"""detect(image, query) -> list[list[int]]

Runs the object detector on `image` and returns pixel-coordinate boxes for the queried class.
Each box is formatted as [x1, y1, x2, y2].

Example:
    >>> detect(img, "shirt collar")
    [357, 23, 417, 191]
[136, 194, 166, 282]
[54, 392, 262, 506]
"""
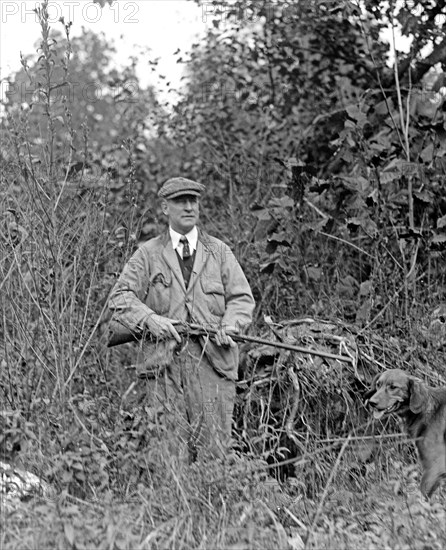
[169, 226, 198, 252]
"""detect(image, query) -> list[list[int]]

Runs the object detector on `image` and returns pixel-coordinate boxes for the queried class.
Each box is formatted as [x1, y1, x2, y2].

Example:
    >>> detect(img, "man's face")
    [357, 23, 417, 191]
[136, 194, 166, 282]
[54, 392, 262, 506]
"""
[162, 194, 200, 234]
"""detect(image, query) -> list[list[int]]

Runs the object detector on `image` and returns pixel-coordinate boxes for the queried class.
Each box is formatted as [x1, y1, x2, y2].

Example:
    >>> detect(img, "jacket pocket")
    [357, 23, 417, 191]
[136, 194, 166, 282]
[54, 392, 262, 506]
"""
[146, 269, 172, 315]
[201, 277, 226, 316]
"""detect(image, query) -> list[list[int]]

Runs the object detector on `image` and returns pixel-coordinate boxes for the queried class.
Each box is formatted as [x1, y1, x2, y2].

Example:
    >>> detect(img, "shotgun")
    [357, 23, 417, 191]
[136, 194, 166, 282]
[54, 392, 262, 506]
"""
[108, 321, 354, 364]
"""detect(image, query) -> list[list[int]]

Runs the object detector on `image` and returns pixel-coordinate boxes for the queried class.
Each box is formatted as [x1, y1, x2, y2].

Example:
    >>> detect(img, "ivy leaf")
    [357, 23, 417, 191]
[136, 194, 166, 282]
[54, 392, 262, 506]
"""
[252, 209, 271, 221]
[260, 259, 277, 274]
[306, 266, 322, 282]
[437, 215, 446, 229]
[359, 280, 373, 297]
[268, 197, 295, 209]
[413, 189, 434, 204]
[267, 232, 292, 247]
[304, 218, 330, 232]
[420, 143, 434, 163]
[346, 217, 378, 237]
[432, 72, 446, 92]
[432, 233, 446, 244]
[374, 99, 392, 116]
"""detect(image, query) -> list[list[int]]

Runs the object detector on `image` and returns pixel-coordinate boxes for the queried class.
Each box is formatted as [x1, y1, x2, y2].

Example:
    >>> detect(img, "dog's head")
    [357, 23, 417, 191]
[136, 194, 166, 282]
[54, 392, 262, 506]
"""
[364, 369, 428, 420]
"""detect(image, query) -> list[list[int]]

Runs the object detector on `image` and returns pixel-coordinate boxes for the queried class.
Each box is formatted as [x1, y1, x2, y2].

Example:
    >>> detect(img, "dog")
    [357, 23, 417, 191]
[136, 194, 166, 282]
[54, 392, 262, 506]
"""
[365, 368, 446, 497]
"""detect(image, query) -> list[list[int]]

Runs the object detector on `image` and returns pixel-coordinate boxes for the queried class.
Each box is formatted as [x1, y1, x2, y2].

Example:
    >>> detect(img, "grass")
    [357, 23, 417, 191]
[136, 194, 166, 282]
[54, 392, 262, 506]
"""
[1, 447, 445, 549]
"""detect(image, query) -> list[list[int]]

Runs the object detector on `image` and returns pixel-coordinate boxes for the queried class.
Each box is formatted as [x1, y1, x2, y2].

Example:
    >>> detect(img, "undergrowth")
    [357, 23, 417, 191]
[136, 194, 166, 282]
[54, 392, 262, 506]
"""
[1, 3, 446, 549]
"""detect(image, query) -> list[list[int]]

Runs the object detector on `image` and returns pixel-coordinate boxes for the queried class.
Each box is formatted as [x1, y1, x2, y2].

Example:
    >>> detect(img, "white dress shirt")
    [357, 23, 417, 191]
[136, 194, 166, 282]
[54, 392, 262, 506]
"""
[169, 226, 198, 259]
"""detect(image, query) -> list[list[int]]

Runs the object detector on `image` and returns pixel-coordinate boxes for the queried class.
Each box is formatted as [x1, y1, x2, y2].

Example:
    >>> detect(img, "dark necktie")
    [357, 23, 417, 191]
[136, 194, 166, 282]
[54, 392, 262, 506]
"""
[178, 236, 194, 287]
[180, 236, 191, 259]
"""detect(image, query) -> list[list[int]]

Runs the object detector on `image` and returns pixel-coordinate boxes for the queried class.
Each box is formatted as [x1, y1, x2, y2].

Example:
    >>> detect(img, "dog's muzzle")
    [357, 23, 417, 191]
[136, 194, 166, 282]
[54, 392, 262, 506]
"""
[369, 402, 401, 420]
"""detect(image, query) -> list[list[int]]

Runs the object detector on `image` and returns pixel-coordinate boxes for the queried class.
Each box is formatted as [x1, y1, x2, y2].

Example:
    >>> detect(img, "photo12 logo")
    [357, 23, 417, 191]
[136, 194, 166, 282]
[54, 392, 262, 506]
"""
[1, 78, 140, 106]
[200, 1, 358, 25]
[1, 1, 139, 24]
[201, 2, 290, 25]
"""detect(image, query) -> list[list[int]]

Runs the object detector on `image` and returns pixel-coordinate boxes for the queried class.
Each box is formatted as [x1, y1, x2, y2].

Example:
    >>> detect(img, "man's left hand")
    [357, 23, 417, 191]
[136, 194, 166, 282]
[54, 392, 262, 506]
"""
[214, 325, 239, 348]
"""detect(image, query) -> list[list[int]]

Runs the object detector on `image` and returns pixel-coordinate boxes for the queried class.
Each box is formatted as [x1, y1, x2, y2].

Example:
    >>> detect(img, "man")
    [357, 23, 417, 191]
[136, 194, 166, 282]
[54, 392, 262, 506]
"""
[109, 177, 255, 459]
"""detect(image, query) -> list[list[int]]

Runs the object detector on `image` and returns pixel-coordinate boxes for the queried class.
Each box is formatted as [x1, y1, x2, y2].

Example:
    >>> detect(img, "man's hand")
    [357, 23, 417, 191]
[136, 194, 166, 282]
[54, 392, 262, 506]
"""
[214, 325, 239, 348]
[144, 314, 181, 343]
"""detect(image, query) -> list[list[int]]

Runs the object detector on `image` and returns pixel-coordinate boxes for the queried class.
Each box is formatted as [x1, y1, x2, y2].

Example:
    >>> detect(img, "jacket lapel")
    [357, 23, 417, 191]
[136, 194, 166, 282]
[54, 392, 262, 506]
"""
[187, 229, 211, 294]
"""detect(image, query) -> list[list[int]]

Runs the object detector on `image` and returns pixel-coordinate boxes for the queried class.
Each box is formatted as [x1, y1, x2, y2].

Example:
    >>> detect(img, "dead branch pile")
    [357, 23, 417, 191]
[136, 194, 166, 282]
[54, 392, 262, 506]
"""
[234, 317, 445, 479]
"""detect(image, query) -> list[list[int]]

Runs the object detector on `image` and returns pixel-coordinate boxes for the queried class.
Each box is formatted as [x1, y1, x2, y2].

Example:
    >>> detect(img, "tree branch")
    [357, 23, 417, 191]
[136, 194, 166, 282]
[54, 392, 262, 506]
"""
[384, 36, 446, 87]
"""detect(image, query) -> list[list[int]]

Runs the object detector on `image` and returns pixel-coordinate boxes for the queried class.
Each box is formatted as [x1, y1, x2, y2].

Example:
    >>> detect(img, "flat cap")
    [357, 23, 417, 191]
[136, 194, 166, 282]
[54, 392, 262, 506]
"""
[158, 177, 206, 199]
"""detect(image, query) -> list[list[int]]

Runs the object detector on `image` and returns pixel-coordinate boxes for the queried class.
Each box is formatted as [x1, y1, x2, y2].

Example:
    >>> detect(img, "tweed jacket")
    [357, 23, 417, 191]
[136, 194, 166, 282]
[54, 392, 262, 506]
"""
[108, 229, 255, 379]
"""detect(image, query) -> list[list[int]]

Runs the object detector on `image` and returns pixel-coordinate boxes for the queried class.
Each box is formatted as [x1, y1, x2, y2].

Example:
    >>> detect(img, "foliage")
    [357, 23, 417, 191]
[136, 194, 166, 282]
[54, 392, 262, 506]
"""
[3, 17, 165, 216]
[1, 1, 446, 549]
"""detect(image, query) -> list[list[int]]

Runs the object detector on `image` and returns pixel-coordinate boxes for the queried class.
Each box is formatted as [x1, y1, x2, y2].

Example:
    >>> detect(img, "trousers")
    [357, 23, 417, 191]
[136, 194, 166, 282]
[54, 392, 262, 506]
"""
[143, 338, 236, 460]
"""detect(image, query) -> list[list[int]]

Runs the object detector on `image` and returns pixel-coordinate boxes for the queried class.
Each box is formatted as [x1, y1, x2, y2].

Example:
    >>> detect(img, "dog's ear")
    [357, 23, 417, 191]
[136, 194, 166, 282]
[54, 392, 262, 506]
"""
[363, 373, 380, 402]
[408, 378, 428, 414]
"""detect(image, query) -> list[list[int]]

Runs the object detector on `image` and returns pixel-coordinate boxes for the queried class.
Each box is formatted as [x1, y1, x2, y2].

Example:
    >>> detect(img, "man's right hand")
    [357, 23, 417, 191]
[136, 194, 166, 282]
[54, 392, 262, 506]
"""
[144, 314, 181, 343]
